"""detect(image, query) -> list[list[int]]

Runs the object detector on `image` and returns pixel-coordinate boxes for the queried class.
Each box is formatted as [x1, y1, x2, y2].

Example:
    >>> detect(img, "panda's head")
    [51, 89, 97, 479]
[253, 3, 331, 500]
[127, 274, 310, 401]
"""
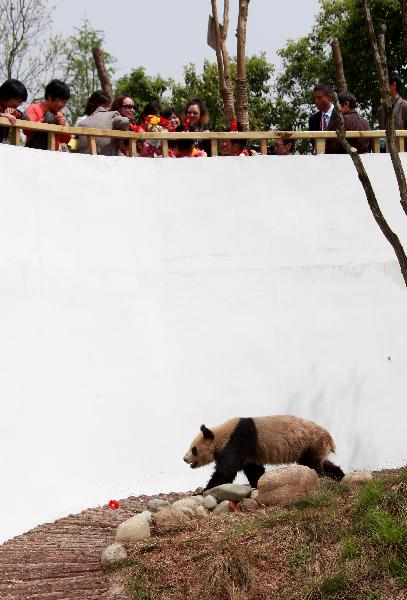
[183, 424, 215, 469]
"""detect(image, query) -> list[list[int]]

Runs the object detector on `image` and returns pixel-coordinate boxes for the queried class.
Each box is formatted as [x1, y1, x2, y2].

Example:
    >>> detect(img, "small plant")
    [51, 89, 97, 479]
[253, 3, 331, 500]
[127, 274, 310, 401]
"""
[365, 508, 406, 547]
[320, 571, 348, 595]
[288, 546, 312, 572]
[294, 490, 338, 510]
[380, 557, 407, 588]
[355, 480, 385, 513]
[340, 536, 361, 559]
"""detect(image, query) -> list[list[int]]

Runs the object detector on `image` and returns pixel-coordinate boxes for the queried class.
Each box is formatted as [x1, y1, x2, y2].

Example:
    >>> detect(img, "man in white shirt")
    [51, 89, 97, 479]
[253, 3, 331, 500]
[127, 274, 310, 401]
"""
[309, 82, 338, 153]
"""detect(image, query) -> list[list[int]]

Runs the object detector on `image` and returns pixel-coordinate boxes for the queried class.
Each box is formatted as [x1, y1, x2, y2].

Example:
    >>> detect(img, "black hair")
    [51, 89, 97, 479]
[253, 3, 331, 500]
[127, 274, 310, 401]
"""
[0, 79, 28, 102]
[338, 91, 357, 110]
[161, 107, 178, 119]
[111, 94, 133, 112]
[174, 124, 195, 152]
[185, 99, 209, 126]
[83, 90, 111, 115]
[141, 102, 161, 120]
[45, 79, 70, 101]
[313, 82, 333, 96]
[389, 71, 402, 92]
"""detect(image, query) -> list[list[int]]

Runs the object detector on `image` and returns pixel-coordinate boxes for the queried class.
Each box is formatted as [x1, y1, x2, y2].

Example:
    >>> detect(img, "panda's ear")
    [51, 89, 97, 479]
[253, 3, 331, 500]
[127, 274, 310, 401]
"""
[200, 424, 214, 440]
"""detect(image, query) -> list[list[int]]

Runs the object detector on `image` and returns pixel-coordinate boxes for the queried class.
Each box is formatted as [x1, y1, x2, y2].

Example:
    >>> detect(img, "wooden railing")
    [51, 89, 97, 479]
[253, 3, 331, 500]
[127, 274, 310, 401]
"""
[1, 117, 406, 156]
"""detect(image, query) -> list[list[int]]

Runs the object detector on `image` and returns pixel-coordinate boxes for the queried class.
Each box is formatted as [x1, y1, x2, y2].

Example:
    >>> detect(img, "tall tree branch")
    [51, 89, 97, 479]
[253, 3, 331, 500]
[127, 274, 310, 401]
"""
[363, 0, 407, 217]
[331, 37, 347, 92]
[235, 0, 250, 130]
[333, 92, 407, 286]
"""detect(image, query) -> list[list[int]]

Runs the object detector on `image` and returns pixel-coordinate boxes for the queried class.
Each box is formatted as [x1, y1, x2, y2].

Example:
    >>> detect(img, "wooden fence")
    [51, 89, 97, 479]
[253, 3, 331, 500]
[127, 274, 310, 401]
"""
[1, 116, 407, 156]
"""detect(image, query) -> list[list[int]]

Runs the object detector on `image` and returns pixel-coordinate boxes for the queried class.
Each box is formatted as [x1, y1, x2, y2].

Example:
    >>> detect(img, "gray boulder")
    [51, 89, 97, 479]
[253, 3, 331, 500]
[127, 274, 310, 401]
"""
[203, 495, 218, 510]
[147, 499, 171, 513]
[240, 498, 258, 512]
[115, 515, 151, 543]
[203, 484, 252, 502]
[213, 500, 233, 515]
[101, 543, 127, 567]
[342, 471, 373, 484]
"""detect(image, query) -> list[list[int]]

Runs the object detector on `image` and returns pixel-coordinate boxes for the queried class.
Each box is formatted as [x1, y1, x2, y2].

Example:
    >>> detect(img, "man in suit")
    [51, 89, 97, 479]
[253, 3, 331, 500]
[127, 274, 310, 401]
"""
[378, 71, 407, 130]
[309, 82, 338, 153]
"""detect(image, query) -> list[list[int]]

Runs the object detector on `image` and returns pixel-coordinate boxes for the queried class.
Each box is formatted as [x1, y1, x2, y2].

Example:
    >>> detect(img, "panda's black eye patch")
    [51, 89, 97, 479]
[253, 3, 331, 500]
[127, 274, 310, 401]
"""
[192, 446, 197, 456]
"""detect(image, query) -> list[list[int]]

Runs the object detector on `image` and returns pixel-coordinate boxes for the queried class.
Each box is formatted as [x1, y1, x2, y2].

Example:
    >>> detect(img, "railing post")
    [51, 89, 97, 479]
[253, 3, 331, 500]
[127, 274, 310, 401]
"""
[162, 139, 169, 158]
[260, 139, 268, 155]
[87, 136, 97, 155]
[371, 138, 381, 153]
[128, 139, 138, 157]
[210, 138, 218, 156]
[47, 132, 57, 151]
[315, 138, 326, 154]
[10, 127, 20, 146]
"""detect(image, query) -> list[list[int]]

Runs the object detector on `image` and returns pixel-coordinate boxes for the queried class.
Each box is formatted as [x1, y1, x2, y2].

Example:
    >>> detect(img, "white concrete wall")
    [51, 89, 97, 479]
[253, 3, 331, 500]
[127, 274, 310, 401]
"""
[1, 144, 407, 542]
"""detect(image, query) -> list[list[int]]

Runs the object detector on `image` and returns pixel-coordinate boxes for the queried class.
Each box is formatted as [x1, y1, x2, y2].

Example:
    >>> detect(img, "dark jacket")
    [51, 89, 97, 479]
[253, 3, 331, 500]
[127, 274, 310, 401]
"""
[378, 95, 407, 130]
[329, 110, 370, 154]
[308, 107, 338, 153]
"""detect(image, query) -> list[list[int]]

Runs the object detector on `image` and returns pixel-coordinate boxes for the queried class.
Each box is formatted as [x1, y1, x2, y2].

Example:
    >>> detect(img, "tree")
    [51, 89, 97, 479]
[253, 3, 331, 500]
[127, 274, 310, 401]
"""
[235, 0, 251, 130]
[168, 54, 274, 131]
[210, 0, 235, 126]
[63, 18, 116, 124]
[332, 0, 407, 286]
[275, 0, 405, 129]
[0, 0, 67, 97]
[115, 67, 169, 119]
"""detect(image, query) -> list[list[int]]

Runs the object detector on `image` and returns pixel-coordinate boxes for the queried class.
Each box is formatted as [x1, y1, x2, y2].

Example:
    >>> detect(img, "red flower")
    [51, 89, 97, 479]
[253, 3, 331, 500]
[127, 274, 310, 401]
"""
[160, 116, 169, 128]
[130, 123, 141, 132]
[229, 501, 238, 512]
[183, 120, 189, 132]
[108, 499, 119, 509]
[230, 117, 237, 132]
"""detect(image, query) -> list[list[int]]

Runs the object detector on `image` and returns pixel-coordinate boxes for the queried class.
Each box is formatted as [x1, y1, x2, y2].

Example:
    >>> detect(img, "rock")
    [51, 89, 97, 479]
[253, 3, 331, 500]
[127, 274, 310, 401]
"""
[240, 498, 258, 512]
[137, 510, 153, 525]
[172, 497, 203, 513]
[342, 471, 373, 484]
[203, 484, 252, 503]
[212, 500, 233, 515]
[257, 466, 320, 506]
[203, 495, 218, 510]
[195, 505, 208, 518]
[146, 499, 171, 513]
[250, 489, 259, 502]
[153, 507, 193, 533]
[101, 543, 127, 568]
[115, 516, 151, 543]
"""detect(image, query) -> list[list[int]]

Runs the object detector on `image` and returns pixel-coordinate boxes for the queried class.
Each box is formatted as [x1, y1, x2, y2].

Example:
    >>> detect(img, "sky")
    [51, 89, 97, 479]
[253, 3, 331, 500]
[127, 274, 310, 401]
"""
[53, 0, 320, 82]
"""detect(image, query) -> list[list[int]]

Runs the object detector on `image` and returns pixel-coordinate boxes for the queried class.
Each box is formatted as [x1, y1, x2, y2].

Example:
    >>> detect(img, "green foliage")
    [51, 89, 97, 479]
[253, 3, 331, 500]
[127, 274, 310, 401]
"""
[288, 546, 312, 572]
[116, 53, 275, 130]
[275, 0, 406, 128]
[64, 18, 116, 124]
[115, 67, 169, 120]
[319, 571, 348, 595]
[340, 536, 361, 559]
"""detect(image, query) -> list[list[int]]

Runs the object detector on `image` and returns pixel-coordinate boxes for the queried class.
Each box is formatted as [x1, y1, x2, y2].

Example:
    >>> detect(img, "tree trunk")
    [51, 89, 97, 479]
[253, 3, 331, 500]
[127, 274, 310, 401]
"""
[331, 37, 348, 92]
[362, 0, 407, 217]
[92, 47, 113, 98]
[210, 0, 235, 127]
[333, 92, 407, 287]
[235, 0, 250, 131]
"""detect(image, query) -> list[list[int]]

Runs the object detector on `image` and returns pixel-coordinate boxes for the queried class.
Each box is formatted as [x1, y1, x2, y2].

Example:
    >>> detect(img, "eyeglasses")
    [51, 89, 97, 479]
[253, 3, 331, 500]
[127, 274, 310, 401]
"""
[122, 104, 135, 109]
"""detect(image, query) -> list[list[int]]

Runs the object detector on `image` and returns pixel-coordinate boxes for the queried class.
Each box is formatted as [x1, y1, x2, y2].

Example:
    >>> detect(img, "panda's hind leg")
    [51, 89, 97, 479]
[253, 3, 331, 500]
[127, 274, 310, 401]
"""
[242, 463, 265, 488]
[298, 448, 324, 476]
[323, 460, 345, 481]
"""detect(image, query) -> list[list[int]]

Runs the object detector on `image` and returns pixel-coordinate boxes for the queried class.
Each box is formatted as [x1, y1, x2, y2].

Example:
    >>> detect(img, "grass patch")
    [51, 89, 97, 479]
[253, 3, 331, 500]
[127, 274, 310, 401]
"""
[294, 490, 339, 511]
[288, 545, 312, 572]
[198, 553, 253, 599]
[340, 536, 361, 559]
[320, 571, 348, 595]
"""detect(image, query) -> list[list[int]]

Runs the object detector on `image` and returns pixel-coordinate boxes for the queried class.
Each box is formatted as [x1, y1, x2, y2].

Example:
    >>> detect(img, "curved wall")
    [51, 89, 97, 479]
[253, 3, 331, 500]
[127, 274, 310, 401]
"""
[1, 145, 407, 542]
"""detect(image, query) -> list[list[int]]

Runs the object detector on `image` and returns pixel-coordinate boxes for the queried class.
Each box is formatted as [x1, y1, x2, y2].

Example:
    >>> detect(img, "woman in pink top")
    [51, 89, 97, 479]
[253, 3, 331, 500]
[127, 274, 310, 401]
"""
[25, 80, 71, 150]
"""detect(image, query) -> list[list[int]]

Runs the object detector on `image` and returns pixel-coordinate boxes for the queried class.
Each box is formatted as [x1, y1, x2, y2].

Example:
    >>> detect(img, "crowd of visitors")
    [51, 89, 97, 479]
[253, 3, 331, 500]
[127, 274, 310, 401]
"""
[1, 73, 406, 157]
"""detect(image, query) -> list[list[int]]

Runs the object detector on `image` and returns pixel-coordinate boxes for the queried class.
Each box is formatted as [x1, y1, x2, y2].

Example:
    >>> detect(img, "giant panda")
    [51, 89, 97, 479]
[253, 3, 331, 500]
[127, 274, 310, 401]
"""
[183, 415, 344, 490]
